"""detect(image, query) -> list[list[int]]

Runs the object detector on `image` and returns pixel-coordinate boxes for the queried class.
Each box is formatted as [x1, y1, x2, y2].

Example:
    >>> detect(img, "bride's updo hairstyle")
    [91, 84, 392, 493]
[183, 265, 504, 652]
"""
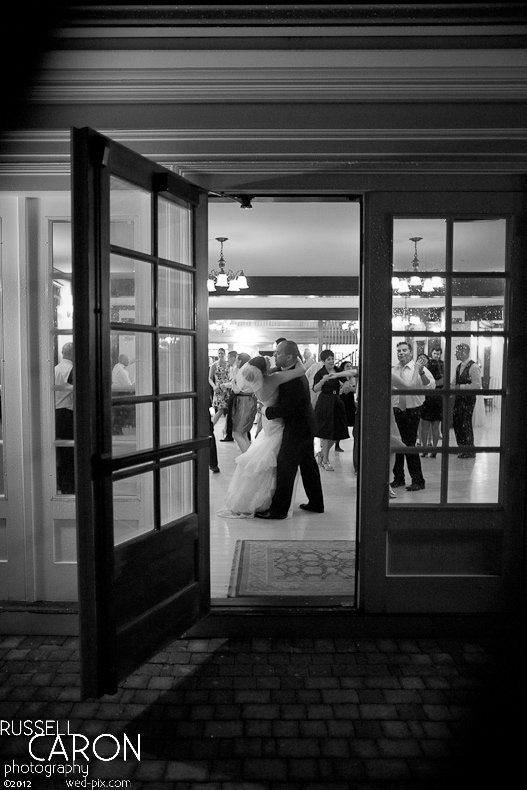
[248, 356, 267, 374]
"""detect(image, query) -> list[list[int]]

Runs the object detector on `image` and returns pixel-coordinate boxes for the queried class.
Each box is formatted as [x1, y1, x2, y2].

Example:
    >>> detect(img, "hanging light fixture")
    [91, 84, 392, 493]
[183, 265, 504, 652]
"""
[391, 236, 444, 297]
[207, 237, 249, 293]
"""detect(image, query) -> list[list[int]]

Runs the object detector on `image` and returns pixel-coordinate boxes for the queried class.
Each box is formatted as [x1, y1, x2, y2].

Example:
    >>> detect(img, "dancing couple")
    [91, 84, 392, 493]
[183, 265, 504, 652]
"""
[218, 340, 324, 519]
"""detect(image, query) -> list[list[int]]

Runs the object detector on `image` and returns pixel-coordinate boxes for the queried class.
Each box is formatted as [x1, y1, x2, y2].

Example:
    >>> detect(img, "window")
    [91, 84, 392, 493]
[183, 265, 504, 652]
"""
[390, 218, 506, 505]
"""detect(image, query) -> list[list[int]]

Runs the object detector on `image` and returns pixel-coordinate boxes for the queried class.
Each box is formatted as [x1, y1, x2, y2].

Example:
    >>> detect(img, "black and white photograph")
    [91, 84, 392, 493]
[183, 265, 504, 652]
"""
[0, 3, 525, 788]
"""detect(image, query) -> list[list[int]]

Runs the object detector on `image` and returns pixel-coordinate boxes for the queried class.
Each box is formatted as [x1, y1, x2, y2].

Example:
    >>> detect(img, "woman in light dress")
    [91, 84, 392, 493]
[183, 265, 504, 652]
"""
[218, 354, 306, 518]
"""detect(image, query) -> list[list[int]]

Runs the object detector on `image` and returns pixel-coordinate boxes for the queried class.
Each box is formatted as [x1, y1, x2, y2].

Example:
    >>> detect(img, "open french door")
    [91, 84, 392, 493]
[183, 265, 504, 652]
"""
[72, 128, 210, 698]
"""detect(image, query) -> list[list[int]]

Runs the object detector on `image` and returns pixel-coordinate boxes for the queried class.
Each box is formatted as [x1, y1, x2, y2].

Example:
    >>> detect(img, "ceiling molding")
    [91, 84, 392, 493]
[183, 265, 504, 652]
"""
[28, 63, 527, 104]
[57, 4, 527, 28]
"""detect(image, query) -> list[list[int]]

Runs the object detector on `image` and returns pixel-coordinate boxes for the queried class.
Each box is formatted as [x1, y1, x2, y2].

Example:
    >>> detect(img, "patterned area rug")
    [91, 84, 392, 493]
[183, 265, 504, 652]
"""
[228, 540, 356, 597]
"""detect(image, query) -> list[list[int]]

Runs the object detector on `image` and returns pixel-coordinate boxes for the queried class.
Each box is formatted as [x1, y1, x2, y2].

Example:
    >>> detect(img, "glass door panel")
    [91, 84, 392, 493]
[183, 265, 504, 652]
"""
[110, 177, 152, 254]
[390, 218, 507, 508]
[113, 470, 155, 545]
[158, 197, 193, 264]
[453, 219, 506, 272]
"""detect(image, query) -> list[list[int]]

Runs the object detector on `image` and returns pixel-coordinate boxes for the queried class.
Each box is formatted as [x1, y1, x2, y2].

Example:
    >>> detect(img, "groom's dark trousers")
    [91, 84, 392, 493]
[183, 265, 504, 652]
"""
[265, 375, 324, 518]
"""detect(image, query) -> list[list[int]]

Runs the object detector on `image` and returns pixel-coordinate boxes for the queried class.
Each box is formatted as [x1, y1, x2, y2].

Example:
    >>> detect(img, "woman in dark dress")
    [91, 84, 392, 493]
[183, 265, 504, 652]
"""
[312, 350, 349, 471]
[420, 347, 444, 458]
[335, 361, 357, 452]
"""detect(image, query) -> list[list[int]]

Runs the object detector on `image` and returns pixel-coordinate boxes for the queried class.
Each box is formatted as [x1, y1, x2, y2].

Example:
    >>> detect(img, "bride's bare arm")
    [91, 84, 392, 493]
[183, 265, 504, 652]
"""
[259, 358, 306, 401]
[269, 358, 306, 384]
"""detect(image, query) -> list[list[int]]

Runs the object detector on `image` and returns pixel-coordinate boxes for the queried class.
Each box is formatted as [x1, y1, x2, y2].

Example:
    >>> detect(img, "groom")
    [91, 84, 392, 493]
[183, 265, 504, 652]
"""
[255, 340, 324, 519]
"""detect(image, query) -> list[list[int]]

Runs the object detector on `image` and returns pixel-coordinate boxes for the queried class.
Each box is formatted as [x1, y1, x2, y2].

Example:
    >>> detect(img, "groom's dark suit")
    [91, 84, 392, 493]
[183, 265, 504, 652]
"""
[263, 372, 324, 518]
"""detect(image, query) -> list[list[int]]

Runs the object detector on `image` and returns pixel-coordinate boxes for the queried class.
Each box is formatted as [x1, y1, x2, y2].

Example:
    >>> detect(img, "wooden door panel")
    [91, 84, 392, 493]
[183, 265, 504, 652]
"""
[114, 516, 200, 624]
[72, 127, 210, 697]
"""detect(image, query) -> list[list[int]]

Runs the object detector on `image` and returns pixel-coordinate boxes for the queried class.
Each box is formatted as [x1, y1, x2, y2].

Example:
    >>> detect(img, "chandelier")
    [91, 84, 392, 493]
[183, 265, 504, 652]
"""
[391, 236, 444, 296]
[209, 320, 236, 333]
[207, 237, 249, 293]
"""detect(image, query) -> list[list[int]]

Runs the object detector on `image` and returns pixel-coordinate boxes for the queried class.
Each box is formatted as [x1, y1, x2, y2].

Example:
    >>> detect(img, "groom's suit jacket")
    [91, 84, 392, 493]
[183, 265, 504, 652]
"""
[265, 373, 315, 439]
[264, 372, 323, 516]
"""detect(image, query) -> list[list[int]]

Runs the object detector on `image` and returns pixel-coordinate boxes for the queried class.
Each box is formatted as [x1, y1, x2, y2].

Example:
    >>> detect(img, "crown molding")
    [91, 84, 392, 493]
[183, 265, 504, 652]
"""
[2, 128, 526, 174]
[28, 62, 527, 104]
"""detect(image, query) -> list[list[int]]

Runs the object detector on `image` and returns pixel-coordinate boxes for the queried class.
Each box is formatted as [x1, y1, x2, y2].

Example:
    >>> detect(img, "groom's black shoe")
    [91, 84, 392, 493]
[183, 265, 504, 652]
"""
[254, 510, 286, 520]
[299, 503, 324, 513]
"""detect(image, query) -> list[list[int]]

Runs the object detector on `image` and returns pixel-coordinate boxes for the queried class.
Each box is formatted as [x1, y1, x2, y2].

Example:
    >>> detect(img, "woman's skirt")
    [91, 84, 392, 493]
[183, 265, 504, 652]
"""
[421, 393, 443, 422]
[314, 393, 349, 440]
[231, 393, 257, 433]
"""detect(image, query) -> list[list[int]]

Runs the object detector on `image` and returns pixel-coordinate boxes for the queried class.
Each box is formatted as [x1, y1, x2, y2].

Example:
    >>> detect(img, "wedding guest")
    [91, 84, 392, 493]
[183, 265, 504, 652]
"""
[312, 350, 349, 471]
[391, 341, 435, 491]
[451, 343, 482, 458]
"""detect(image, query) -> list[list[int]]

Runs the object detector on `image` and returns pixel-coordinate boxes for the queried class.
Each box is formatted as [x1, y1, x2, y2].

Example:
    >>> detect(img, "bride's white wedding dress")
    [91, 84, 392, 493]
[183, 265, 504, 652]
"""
[218, 393, 284, 518]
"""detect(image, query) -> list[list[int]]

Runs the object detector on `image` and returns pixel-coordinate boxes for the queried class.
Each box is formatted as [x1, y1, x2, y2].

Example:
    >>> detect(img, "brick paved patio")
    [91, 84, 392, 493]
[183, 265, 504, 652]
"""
[0, 634, 522, 789]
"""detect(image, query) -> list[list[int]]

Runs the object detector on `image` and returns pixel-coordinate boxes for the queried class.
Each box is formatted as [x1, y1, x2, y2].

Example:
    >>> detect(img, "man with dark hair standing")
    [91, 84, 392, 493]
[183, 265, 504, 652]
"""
[451, 343, 481, 458]
[391, 341, 435, 491]
[255, 340, 324, 519]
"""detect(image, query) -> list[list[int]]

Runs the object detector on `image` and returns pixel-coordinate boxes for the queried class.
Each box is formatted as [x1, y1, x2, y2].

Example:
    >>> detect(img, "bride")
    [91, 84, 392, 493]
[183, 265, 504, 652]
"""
[218, 354, 306, 518]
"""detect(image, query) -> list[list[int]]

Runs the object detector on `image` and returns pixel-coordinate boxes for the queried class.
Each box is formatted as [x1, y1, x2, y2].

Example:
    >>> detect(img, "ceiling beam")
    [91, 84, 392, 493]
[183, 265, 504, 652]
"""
[208, 276, 359, 297]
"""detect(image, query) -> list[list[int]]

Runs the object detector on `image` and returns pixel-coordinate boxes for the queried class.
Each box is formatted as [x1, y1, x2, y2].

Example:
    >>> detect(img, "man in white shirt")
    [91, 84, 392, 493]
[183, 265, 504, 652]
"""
[391, 342, 435, 491]
[112, 355, 133, 388]
[451, 343, 482, 458]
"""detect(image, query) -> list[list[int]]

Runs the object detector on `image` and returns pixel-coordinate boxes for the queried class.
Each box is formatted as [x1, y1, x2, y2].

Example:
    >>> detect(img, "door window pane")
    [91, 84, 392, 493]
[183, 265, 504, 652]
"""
[453, 219, 506, 272]
[112, 402, 154, 457]
[113, 470, 155, 545]
[158, 197, 192, 265]
[53, 278, 73, 331]
[159, 334, 193, 394]
[392, 220, 446, 272]
[111, 330, 152, 397]
[158, 266, 194, 329]
[111, 254, 153, 326]
[160, 399, 194, 445]
[54, 336, 75, 496]
[447, 453, 500, 504]
[451, 278, 505, 330]
[160, 460, 194, 526]
[392, 283, 446, 334]
[51, 221, 72, 275]
[110, 176, 152, 255]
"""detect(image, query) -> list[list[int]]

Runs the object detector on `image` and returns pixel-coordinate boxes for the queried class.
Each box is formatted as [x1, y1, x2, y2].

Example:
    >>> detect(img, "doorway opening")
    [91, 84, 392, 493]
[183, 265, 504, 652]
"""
[206, 197, 361, 602]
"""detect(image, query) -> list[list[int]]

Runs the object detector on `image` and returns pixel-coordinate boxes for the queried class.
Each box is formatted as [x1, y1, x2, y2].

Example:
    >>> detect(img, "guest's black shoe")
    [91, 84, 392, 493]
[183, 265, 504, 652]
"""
[300, 503, 325, 513]
[220, 437, 234, 442]
[254, 510, 286, 520]
[210, 466, 220, 473]
[390, 479, 405, 488]
[406, 482, 425, 491]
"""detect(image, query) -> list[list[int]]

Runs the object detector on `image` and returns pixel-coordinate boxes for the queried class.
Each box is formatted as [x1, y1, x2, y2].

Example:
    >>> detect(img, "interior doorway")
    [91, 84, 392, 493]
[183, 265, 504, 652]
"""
[206, 197, 361, 601]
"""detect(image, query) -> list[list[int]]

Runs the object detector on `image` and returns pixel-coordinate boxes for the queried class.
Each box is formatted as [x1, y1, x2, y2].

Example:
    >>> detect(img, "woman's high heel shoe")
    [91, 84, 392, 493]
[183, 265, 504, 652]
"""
[323, 462, 335, 471]
[389, 485, 397, 498]
[316, 452, 324, 466]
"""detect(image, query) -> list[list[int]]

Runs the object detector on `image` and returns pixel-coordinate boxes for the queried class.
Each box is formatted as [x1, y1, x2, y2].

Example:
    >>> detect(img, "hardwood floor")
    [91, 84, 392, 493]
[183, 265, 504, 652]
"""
[209, 405, 502, 598]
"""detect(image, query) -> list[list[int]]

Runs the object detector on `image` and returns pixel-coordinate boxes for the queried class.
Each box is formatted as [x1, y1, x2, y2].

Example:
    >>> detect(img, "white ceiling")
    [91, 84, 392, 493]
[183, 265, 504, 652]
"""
[208, 199, 361, 277]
